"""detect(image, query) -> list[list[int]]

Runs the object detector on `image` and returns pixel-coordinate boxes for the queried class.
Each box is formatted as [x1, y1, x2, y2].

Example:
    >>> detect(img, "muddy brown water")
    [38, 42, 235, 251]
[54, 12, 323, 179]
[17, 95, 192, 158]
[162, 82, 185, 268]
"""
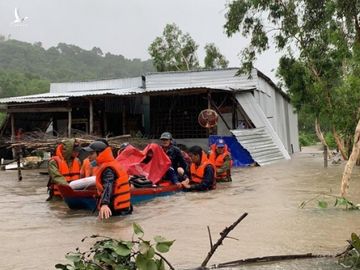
[0, 149, 359, 269]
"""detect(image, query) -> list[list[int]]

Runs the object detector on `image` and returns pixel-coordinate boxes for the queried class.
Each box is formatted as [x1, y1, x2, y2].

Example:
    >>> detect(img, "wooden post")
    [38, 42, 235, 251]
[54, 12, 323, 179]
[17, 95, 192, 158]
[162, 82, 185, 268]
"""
[10, 113, 16, 158]
[89, 99, 94, 135]
[324, 145, 328, 168]
[103, 112, 107, 136]
[17, 153, 22, 181]
[209, 98, 231, 130]
[68, 110, 72, 137]
[10, 113, 15, 142]
[10, 113, 22, 180]
[207, 91, 211, 136]
[122, 110, 126, 135]
[207, 91, 211, 109]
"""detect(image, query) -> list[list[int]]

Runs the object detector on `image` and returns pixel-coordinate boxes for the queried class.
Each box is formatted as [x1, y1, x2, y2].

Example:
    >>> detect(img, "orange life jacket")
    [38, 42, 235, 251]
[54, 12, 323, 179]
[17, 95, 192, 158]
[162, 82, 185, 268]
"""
[80, 158, 98, 178]
[190, 151, 215, 187]
[96, 147, 131, 212]
[50, 154, 81, 196]
[208, 144, 231, 179]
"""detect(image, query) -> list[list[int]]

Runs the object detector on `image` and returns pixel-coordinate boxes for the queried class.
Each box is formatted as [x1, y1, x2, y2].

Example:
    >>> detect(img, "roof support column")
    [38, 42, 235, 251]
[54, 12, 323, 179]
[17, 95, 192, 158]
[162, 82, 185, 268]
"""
[10, 113, 15, 143]
[103, 112, 107, 136]
[10, 113, 16, 158]
[142, 96, 150, 135]
[68, 110, 72, 137]
[122, 109, 126, 135]
[207, 91, 212, 136]
[89, 99, 93, 135]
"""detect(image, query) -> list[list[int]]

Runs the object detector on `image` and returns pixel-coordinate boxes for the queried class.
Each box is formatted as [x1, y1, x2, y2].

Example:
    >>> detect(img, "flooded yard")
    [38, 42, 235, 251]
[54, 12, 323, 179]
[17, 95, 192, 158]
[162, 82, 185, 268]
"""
[0, 147, 359, 269]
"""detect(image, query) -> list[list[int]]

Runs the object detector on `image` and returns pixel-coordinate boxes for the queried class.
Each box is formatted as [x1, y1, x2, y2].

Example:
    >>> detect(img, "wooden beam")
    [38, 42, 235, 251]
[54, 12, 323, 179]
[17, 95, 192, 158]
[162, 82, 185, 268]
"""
[10, 113, 15, 142]
[209, 98, 232, 130]
[122, 110, 126, 134]
[7, 107, 72, 113]
[207, 91, 211, 109]
[89, 99, 93, 134]
[103, 112, 107, 136]
[207, 91, 211, 136]
[10, 113, 16, 159]
[68, 111, 72, 137]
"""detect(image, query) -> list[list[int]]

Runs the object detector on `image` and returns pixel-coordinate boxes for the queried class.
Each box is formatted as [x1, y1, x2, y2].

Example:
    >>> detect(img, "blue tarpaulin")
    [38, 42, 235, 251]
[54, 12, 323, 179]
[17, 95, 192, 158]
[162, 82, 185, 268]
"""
[209, 135, 254, 167]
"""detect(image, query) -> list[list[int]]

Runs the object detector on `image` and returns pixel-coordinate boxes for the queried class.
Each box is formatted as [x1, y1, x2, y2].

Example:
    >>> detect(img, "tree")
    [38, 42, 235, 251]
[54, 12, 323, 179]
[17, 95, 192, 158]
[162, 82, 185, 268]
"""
[148, 23, 199, 71]
[224, 0, 360, 195]
[0, 39, 155, 83]
[204, 43, 229, 69]
[0, 70, 49, 98]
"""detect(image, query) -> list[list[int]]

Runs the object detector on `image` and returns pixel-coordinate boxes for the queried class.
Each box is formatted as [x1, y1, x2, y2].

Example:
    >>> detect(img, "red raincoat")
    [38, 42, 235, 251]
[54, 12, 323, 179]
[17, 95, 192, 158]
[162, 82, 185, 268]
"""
[116, 143, 171, 184]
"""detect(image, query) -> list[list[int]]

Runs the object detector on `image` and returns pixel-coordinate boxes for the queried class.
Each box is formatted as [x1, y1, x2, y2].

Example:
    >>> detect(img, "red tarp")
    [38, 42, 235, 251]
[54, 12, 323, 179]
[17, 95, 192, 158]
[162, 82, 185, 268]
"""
[116, 143, 171, 184]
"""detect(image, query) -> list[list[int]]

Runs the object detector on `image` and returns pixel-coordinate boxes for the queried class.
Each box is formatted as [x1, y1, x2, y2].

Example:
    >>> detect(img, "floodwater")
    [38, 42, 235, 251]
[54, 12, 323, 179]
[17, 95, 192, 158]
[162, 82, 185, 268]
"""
[1, 147, 360, 270]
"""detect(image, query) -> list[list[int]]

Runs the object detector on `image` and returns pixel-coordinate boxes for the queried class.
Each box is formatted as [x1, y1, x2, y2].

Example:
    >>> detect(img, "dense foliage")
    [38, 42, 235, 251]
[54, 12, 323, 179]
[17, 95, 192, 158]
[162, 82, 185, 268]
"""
[0, 37, 155, 98]
[204, 43, 229, 69]
[148, 23, 228, 71]
[148, 23, 200, 72]
[224, 0, 360, 153]
[55, 223, 175, 270]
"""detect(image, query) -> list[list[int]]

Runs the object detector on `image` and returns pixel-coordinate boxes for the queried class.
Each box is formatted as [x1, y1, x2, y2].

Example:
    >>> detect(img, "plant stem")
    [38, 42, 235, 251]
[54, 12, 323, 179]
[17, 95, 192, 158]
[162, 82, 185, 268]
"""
[200, 213, 248, 268]
[154, 252, 175, 270]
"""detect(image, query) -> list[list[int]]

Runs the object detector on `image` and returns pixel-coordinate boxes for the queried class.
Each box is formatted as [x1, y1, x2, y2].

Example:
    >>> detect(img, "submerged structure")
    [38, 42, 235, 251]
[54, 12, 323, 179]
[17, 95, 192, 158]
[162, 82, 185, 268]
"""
[0, 68, 299, 165]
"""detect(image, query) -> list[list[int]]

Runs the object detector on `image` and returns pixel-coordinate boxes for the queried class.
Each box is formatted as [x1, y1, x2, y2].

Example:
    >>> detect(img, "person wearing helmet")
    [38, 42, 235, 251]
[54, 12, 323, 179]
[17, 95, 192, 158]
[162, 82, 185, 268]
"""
[83, 141, 132, 220]
[159, 132, 189, 185]
[208, 138, 232, 182]
[48, 139, 81, 198]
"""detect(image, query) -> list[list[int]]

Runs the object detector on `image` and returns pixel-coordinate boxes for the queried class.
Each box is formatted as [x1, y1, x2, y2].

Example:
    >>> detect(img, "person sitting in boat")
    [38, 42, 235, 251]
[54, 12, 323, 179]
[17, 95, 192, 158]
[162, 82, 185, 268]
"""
[48, 139, 81, 198]
[208, 138, 232, 182]
[80, 150, 97, 178]
[80, 139, 109, 178]
[181, 145, 215, 191]
[160, 132, 189, 185]
[83, 141, 132, 220]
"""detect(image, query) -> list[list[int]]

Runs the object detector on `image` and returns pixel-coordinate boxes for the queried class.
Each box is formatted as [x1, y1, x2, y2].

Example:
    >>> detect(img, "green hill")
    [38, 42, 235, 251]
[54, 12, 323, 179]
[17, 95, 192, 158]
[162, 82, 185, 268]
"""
[0, 38, 155, 98]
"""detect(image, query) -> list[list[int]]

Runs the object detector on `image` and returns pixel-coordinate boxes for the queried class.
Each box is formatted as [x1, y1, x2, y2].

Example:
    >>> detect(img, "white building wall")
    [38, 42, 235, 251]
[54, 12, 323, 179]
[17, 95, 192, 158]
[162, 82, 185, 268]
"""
[255, 76, 299, 154]
[288, 103, 300, 153]
[255, 77, 277, 129]
[274, 91, 288, 150]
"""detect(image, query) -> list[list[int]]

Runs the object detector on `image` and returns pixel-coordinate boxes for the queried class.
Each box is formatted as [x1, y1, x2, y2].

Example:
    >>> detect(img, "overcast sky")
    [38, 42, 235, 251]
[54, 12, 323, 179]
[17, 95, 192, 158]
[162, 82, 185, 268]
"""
[0, 0, 281, 82]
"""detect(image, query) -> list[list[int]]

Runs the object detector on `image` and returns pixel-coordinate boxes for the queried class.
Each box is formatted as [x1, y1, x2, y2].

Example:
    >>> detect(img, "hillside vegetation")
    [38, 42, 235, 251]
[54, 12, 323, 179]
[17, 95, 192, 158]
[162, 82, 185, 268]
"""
[0, 37, 155, 98]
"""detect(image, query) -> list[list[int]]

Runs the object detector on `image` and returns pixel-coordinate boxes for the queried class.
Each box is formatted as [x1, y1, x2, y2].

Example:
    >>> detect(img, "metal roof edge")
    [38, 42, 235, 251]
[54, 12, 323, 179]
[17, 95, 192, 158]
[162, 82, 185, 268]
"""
[144, 67, 240, 76]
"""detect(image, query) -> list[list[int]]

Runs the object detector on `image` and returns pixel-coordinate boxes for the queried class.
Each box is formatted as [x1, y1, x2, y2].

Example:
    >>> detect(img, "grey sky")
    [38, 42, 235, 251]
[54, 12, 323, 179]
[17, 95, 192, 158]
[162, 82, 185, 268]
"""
[0, 0, 281, 82]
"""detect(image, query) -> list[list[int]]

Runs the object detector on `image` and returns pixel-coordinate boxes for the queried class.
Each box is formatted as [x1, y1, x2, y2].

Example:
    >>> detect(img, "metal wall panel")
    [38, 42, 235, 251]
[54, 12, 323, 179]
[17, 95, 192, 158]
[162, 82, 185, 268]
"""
[231, 127, 285, 166]
[234, 92, 291, 164]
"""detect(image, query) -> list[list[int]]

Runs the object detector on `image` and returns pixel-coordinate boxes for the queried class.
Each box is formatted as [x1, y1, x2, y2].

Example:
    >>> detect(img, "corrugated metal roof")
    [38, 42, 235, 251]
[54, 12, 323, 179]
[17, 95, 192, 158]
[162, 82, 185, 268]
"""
[145, 68, 258, 92]
[0, 68, 274, 104]
[0, 88, 143, 104]
[50, 77, 142, 93]
[231, 127, 285, 166]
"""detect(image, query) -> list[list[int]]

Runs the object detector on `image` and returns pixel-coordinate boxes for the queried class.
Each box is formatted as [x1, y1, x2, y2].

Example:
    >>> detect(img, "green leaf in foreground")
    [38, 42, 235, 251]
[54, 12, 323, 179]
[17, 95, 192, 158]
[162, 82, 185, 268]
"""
[318, 200, 328, 208]
[351, 233, 360, 253]
[133, 222, 144, 236]
[114, 243, 132, 256]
